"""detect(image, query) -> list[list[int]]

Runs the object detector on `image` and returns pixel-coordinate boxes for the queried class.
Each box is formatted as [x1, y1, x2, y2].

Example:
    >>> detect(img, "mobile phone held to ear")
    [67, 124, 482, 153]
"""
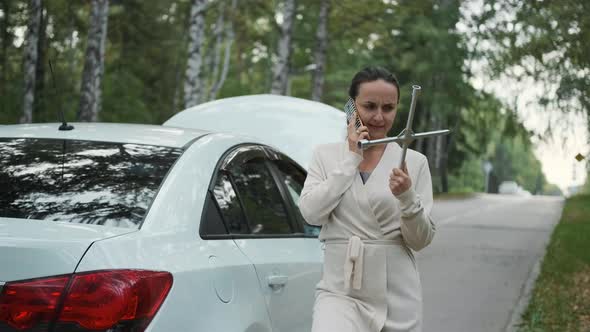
[344, 98, 363, 129]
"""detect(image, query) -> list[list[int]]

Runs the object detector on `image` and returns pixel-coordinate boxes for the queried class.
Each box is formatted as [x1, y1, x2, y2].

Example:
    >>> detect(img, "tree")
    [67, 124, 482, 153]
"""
[21, 0, 42, 124]
[311, 0, 329, 101]
[78, 0, 109, 122]
[0, 0, 556, 196]
[270, 0, 296, 95]
[481, 0, 589, 127]
[208, 0, 236, 101]
[1, 0, 13, 108]
[183, 0, 207, 108]
[34, 1, 46, 118]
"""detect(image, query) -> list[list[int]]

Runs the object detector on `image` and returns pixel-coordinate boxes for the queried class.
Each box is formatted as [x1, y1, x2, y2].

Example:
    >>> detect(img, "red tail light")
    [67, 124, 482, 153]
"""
[0, 275, 68, 330]
[59, 270, 173, 330]
[0, 270, 173, 331]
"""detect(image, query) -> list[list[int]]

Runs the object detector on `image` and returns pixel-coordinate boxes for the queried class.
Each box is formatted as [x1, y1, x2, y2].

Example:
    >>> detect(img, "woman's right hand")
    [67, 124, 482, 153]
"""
[347, 112, 370, 155]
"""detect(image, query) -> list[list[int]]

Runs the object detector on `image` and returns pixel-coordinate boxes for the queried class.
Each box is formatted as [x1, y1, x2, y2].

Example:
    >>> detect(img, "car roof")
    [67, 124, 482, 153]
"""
[0, 122, 209, 148]
[164, 94, 346, 168]
[1, 95, 347, 165]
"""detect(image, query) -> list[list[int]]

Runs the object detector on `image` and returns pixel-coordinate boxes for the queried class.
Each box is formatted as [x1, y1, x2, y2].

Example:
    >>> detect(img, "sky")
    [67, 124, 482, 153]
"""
[459, 0, 589, 194]
[470, 70, 589, 194]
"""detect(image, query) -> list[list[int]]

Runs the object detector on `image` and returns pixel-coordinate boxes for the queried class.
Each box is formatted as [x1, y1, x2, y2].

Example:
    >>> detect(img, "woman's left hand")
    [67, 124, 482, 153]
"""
[389, 161, 412, 196]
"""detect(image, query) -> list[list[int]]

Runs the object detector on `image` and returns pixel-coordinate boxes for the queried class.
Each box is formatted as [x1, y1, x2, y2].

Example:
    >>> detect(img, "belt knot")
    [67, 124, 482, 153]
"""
[343, 235, 364, 290]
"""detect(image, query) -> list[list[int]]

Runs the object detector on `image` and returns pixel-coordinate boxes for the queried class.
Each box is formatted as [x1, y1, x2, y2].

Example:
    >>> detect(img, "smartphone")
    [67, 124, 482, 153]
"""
[344, 98, 363, 129]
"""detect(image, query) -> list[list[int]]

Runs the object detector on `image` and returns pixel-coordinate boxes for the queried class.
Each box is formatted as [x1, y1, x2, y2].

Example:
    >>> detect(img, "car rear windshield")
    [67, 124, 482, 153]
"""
[0, 138, 183, 228]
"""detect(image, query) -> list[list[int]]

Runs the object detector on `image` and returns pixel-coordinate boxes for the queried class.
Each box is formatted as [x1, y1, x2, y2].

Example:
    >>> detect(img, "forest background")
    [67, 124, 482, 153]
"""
[1, 0, 588, 195]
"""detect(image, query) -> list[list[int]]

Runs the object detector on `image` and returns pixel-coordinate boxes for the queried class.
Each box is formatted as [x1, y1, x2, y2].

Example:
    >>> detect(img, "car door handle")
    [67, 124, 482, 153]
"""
[267, 275, 288, 290]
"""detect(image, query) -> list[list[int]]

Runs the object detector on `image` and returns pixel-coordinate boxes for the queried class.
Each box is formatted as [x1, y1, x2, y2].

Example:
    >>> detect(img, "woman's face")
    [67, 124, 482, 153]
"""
[355, 79, 399, 140]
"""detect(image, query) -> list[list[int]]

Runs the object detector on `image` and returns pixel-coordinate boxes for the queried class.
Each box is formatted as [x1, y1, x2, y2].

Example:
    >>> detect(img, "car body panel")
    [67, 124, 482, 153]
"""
[73, 133, 279, 331]
[234, 238, 322, 332]
[163, 94, 346, 168]
[0, 217, 134, 281]
[76, 231, 273, 332]
[499, 181, 518, 194]
[139, 133, 244, 233]
[1, 94, 333, 331]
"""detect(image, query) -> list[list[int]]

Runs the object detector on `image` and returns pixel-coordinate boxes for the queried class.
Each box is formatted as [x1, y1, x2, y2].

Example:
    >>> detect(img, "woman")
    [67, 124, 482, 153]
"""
[299, 66, 436, 332]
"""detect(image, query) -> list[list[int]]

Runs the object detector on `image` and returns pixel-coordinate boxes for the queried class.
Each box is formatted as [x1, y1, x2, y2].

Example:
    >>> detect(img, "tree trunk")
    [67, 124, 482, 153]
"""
[20, 0, 42, 124]
[78, 0, 109, 122]
[170, 2, 191, 115]
[172, 63, 183, 113]
[207, 0, 225, 100]
[183, 0, 207, 109]
[270, 0, 296, 95]
[34, 4, 46, 117]
[311, 0, 329, 101]
[414, 106, 427, 154]
[425, 112, 439, 192]
[437, 118, 449, 192]
[425, 112, 437, 170]
[67, 22, 78, 80]
[209, 0, 236, 101]
[0, 0, 11, 99]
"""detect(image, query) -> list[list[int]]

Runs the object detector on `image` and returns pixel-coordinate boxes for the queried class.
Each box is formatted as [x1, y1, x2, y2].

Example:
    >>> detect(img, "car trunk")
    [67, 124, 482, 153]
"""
[0, 217, 135, 282]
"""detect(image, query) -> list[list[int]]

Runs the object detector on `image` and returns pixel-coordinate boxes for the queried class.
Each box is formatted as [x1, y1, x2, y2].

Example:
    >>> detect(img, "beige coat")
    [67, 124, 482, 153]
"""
[299, 141, 436, 332]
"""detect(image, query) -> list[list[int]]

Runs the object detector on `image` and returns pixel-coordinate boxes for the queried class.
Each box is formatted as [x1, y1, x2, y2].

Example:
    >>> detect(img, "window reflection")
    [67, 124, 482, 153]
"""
[274, 159, 321, 237]
[0, 138, 182, 228]
[228, 158, 292, 235]
[212, 173, 248, 233]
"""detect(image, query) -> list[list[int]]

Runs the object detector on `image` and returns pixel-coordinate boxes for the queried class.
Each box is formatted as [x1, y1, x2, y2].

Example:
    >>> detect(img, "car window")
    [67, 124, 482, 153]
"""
[0, 138, 182, 228]
[227, 157, 292, 235]
[210, 172, 249, 234]
[273, 158, 321, 237]
[200, 194, 230, 236]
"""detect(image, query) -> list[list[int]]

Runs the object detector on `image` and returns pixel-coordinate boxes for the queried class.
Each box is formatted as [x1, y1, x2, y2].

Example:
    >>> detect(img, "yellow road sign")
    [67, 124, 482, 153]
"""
[575, 153, 585, 162]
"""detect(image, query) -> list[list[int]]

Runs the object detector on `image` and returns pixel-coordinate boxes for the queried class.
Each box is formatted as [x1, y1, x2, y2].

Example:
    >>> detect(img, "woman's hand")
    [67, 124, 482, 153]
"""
[389, 161, 412, 196]
[347, 112, 370, 155]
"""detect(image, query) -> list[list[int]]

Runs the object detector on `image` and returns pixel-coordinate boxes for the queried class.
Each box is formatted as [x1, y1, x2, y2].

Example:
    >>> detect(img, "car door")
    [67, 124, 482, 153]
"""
[208, 144, 322, 332]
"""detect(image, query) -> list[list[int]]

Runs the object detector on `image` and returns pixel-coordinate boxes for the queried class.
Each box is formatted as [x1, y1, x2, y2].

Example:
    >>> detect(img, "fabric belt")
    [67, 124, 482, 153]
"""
[324, 236, 404, 290]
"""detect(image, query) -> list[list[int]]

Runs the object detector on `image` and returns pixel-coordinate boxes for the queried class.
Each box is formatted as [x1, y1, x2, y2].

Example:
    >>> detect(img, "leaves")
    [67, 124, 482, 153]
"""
[481, 0, 590, 113]
[0, 0, 556, 193]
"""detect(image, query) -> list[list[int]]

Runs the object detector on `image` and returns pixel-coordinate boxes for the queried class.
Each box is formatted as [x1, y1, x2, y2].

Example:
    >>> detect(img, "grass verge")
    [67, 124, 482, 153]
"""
[433, 192, 478, 200]
[518, 194, 590, 332]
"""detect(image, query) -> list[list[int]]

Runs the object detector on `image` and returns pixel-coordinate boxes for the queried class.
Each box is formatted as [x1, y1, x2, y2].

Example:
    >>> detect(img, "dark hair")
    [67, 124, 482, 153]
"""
[348, 66, 400, 103]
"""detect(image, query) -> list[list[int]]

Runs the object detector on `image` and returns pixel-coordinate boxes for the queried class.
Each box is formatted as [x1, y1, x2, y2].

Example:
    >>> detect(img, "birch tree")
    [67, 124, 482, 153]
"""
[207, 0, 225, 99]
[20, 0, 42, 124]
[209, 0, 236, 101]
[311, 0, 329, 101]
[35, 5, 46, 116]
[78, 0, 109, 122]
[1, 0, 11, 96]
[183, 0, 207, 109]
[270, 0, 296, 95]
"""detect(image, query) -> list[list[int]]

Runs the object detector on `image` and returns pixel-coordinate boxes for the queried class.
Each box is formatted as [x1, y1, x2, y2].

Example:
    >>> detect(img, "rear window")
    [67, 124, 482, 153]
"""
[0, 138, 183, 228]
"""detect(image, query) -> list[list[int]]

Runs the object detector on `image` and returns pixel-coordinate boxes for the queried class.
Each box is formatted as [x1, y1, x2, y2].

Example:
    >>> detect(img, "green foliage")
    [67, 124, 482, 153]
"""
[581, 171, 590, 195]
[543, 183, 563, 197]
[519, 195, 590, 331]
[0, 0, 559, 194]
[448, 156, 485, 193]
[482, 0, 590, 114]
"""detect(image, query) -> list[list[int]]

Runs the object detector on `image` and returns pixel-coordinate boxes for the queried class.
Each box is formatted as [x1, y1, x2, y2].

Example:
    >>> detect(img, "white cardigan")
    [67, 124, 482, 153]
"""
[299, 141, 435, 250]
[299, 141, 436, 332]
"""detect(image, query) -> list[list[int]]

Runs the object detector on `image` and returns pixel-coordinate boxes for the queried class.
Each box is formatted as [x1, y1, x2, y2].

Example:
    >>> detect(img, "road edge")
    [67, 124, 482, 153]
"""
[503, 254, 544, 332]
[503, 198, 565, 332]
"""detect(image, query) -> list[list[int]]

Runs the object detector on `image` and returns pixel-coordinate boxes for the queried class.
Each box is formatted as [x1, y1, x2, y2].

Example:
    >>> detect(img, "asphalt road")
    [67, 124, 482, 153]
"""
[418, 194, 565, 332]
